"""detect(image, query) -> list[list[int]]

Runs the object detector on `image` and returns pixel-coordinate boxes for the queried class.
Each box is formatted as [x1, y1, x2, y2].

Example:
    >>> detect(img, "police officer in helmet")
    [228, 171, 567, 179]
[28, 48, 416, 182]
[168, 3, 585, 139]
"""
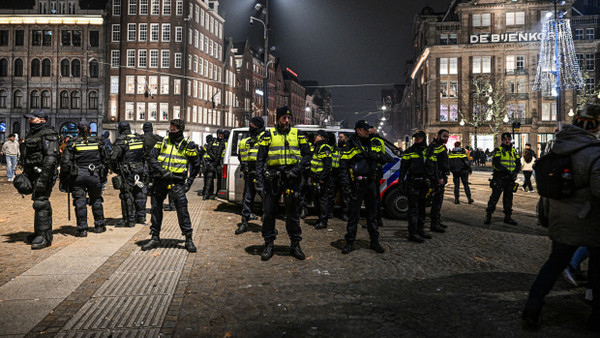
[60, 122, 108, 236]
[255, 106, 312, 261]
[18, 110, 60, 249]
[311, 130, 333, 229]
[143, 119, 201, 252]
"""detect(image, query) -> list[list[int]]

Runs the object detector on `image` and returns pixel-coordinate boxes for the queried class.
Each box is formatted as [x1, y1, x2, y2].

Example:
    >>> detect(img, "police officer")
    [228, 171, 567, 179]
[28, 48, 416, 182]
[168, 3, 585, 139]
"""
[20, 110, 60, 249]
[216, 129, 229, 194]
[448, 141, 474, 204]
[143, 119, 201, 252]
[398, 131, 431, 243]
[60, 122, 108, 236]
[109, 122, 146, 227]
[235, 117, 265, 234]
[255, 106, 312, 261]
[203, 131, 224, 200]
[484, 132, 521, 225]
[200, 134, 213, 198]
[311, 130, 333, 229]
[141, 122, 174, 211]
[369, 127, 393, 228]
[340, 120, 387, 254]
[329, 133, 349, 221]
[427, 129, 450, 233]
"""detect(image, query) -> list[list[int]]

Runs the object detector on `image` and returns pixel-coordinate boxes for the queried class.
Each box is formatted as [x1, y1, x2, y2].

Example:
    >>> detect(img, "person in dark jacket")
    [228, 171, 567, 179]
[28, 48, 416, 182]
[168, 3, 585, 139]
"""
[19, 110, 60, 249]
[427, 129, 450, 232]
[141, 122, 174, 211]
[101, 130, 113, 154]
[369, 127, 394, 228]
[60, 122, 108, 236]
[310, 130, 333, 229]
[449, 141, 473, 204]
[339, 120, 388, 254]
[522, 104, 600, 331]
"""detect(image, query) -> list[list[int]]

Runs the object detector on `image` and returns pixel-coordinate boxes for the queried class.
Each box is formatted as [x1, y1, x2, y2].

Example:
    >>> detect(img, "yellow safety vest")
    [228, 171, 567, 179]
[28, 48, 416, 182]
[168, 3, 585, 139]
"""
[332, 148, 341, 168]
[73, 141, 99, 152]
[239, 132, 264, 162]
[428, 144, 446, 162]
[493, 146, 519, 172]
[310, 143, 332, 174]
[260, 127, 307, 167]
[155, 137, 198, 174]
[125, 134, 144, 151]
[448, 152, 467, 159]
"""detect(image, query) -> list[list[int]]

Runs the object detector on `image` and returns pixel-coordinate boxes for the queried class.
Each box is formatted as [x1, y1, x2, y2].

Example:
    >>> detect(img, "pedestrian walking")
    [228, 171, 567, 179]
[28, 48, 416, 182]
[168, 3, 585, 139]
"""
[310, 130, 333, 230]
[255, 106, 312, 261]
[522, 104, 600, 331]
[235, 117, 265, 234]
[143, 119, 201, 252]
[427, 129, 450, 232]
[484, 133, 521, 225]
[521, 147, 535, 193]
[109, 122, 146, 227]
[16, 110, 60, 249]
[60, 122, 108, 236]
[398, 131, 432, 243]
[339, 120, 387, 254]
[449, 141, 473, 204]
[2, 133, 20, 181]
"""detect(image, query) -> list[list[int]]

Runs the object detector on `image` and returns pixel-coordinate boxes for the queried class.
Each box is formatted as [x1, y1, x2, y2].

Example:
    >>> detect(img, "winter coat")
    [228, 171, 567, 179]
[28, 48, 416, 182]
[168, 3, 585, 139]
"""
[521, 156, 534, 172]
[545, 125, 600, 247]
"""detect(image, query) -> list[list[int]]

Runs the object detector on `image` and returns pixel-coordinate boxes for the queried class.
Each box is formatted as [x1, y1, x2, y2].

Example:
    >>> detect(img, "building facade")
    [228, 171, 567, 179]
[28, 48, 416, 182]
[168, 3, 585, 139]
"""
[0, 0, 107, 140]
[403, 0, 600, 153]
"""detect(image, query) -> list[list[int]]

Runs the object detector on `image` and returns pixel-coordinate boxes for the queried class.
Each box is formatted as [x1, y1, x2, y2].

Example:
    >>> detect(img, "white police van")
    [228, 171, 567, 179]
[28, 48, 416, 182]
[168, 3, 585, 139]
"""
[218, 125, 408, 218]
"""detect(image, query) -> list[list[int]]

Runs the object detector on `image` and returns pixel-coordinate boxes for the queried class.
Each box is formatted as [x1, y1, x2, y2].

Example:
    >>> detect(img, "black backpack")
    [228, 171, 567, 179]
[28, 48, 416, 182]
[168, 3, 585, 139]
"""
[533, 151, 574, 199]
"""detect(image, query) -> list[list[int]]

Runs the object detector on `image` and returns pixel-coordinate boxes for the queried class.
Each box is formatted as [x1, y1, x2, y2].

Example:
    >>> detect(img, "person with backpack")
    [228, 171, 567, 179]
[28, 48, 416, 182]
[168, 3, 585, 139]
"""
[522, 103, 600, 331]
[521, 143, 535, 193]
[484, 133, 521, 225]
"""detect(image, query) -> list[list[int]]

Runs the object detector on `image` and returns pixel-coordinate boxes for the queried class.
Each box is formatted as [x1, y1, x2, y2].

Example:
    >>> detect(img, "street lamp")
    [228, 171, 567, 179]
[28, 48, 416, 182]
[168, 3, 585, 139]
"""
[250, 0, 269, 126]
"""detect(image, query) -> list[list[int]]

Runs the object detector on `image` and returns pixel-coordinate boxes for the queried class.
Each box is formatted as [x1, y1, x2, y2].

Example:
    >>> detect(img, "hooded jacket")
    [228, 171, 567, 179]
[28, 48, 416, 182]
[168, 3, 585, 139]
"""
[545, 124, 600, 246]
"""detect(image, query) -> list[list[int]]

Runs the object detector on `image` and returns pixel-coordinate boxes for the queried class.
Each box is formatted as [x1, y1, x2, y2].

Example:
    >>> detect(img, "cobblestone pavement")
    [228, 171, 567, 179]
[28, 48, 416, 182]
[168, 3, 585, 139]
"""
[0, 168, 596, 337]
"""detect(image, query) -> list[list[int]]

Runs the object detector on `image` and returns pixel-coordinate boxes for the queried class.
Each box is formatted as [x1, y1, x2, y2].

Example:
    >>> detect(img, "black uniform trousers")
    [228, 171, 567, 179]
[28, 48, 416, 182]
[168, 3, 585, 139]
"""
[27, 168, 56, 242]
[216, 164, 224, 194]
[202, 162, 216, 197]
[430, 175, 447, 223]
[374, 172, 384, 227]
[150, 180, 192, 236]
[328, 168, 348, 217]
[345, 179, 379, 243]
[452, 171, 472, 199]
[120, 172, 146, 223]
[486, 175, 514, 216]
[241, 169, 258, 221]
[312, 176, 330, 226]
[262, 170, 302, 242]
[72, 168, 104, 230]
[406, 178, 429, 235]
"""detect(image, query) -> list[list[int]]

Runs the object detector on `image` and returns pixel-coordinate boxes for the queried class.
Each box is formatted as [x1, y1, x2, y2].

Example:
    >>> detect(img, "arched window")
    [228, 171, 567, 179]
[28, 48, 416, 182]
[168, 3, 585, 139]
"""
[14, 59, 23, 77]
[0, 90, 6, 108]
[71, 59, 80, 77]
[71, 91, 80, 109]
[41, 90, 51, 109]
[60, 90, 69, 108]
[88, 91, 98, 110]
[89, 59, 99, 78]
[42, 58, 51, 76]
[0, 58, 7, 77]
[31, 59, 40, 77]
[60, 59, 69, 77]
[30, 90, 40, 108]
[13, 90, 23, 108]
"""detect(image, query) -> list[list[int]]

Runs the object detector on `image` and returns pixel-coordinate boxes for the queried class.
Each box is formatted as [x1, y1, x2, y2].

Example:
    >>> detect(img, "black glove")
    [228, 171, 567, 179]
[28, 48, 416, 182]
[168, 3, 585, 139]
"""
[184, 179, 193, 192]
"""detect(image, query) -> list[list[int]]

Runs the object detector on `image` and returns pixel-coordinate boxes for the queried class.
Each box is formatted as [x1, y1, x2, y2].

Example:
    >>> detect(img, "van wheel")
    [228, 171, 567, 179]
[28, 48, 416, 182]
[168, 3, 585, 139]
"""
[384, 188, 408, 219]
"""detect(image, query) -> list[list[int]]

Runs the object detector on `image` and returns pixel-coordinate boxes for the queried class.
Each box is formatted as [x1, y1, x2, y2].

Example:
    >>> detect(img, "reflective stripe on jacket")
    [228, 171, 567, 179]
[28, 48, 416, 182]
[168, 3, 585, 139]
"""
[492, 146, 519, 172]
[311, 143, 332, 173]
[260, 128, 307, 166]
[155, 137, 198, 174]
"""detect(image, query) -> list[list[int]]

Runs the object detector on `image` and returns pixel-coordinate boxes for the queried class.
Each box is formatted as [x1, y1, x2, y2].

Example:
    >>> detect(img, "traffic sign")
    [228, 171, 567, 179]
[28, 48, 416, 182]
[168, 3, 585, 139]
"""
[0, 122, 5, 133]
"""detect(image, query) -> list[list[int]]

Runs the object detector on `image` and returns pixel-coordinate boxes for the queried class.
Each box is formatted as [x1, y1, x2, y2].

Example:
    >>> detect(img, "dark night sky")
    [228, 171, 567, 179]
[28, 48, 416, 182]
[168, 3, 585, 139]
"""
[218, 0, 452, 125]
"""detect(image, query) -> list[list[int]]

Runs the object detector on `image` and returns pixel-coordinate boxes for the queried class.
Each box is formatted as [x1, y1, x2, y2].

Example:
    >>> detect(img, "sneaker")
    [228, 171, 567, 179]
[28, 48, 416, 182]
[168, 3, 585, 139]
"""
[585, 288, 593, 302]
[563, 266, 578, 287]
[529, 190, 535, 193]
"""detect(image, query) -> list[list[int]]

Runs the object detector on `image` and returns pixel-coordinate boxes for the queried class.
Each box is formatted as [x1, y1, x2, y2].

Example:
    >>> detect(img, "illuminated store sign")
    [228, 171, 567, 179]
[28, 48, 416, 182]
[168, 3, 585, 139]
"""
[470, 32, 544, 44]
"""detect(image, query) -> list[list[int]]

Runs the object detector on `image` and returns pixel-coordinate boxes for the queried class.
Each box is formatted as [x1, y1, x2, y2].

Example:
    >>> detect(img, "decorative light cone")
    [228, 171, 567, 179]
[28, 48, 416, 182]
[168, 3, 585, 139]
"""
[533, 18, 584, 91]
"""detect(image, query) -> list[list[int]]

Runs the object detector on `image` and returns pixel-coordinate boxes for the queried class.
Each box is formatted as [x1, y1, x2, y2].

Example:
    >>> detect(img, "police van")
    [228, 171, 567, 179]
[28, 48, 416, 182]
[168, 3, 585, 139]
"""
[218, 126, 408, 219]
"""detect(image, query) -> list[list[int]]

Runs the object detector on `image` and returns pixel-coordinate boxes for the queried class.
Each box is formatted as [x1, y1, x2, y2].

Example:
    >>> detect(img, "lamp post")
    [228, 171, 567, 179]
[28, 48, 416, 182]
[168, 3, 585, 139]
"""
[250, 0, 269, 126]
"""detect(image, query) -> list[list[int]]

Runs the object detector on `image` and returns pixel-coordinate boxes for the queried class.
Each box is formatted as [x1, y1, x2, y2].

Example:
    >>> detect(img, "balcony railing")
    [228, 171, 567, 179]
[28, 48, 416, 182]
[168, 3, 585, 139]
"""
[510, 117, 533, 125]
[508, 93, 529, 100]
[571, 16, 599, 25]
[435, 22, 461, 31]
[505, 69, 529, 75]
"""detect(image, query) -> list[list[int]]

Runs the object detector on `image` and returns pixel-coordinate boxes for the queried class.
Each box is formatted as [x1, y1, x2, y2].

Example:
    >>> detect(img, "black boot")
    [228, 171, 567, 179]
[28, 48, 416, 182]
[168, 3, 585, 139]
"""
[468, 197, 474, 204]
[417, 231, 432, 239]
[504, 217, 518, 225]
[261, 240, 274, 261]
[135, 217, 146, 224]
[340, 214, 349, 222]
[185, 234, 196, 253]
[484, 213, 492, 225]
[235, 220, 249, 234]
[115, 219, 135, 227]
[94, 225, 106, 233]
[408, 234, 425, 243]
[431, 221, 446, 233]
[142, 235, 161, 251]
[342, 241, 353, 254]
[314, 222, 327, 229]
[290, 241, 306, 260]
[76, 229, 88, 237]
[300, 207, 308, 219]
[521, 300, 543, 330]
[249, 213, 258, 221]
[454, 197, 460, 204]
[370, 239, 385, 253]
[31, 230, 52, 250]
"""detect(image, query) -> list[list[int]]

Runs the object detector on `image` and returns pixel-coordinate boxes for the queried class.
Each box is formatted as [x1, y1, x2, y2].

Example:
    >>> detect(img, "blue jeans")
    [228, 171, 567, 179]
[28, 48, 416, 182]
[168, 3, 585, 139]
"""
[5, 155, 17, 179]
[570, 247, 589, 271]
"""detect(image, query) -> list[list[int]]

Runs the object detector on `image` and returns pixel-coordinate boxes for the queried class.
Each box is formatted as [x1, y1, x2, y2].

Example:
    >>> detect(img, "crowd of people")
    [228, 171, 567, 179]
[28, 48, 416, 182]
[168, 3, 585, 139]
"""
[3, 102, 600, 332]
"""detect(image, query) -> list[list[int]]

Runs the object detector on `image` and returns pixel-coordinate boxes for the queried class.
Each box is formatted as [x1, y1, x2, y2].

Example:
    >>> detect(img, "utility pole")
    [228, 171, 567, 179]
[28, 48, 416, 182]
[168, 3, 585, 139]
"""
[262, 0, 269, 127]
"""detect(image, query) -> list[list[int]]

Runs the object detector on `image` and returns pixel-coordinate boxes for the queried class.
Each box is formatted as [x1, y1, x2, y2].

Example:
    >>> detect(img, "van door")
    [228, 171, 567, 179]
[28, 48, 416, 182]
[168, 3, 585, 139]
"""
[224, 129, 249, 202]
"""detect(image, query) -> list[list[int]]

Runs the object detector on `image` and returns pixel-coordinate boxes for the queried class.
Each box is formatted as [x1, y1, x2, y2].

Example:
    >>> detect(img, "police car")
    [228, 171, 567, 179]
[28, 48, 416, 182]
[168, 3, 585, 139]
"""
[218, 126, 408, 219]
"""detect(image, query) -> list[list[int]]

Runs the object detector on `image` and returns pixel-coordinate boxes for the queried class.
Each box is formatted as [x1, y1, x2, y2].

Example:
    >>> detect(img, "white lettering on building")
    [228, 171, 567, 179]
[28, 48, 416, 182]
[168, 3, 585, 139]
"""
[469, 32, 544, 44]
